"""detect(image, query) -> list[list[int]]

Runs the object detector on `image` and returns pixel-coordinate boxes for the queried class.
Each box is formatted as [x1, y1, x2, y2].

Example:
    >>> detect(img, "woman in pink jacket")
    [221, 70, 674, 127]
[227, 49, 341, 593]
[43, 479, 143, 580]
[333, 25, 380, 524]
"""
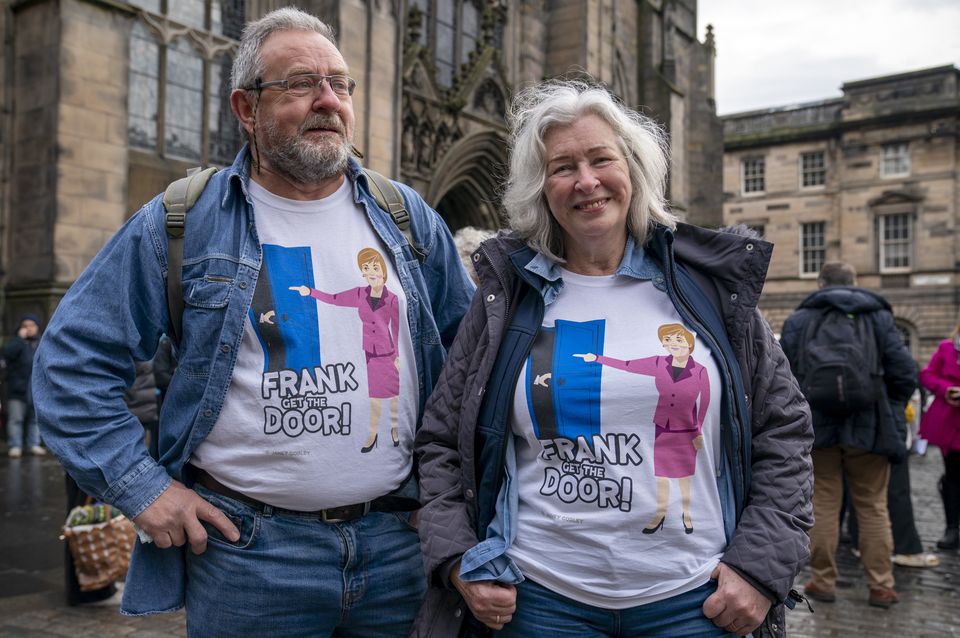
[919, 321, 960, 550]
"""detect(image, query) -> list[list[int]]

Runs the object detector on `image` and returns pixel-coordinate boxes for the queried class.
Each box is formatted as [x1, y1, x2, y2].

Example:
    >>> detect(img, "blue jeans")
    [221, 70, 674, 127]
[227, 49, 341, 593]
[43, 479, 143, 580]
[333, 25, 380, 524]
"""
[496, 579, 736, 638]
[6, 399, 39, 449]
[185, 484, 426, 637]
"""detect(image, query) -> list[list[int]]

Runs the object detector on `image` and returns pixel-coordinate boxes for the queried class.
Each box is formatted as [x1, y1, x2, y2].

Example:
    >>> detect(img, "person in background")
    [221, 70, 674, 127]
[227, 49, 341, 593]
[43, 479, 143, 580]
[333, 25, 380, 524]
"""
[152, 334, 177, 406]
[453, 226, 495, 284]
[413, 80, 813, 638]
[3, 315, 45, 458]
[781, 262, 917, 609]
[124, 359, 160, 459]
[918, 320, 960, 550]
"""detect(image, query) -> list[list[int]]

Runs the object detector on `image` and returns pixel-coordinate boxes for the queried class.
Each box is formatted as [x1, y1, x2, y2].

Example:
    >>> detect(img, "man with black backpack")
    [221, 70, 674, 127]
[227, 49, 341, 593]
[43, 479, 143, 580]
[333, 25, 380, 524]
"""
[781, 262, 916, 609]
[33, 8, 473, 635]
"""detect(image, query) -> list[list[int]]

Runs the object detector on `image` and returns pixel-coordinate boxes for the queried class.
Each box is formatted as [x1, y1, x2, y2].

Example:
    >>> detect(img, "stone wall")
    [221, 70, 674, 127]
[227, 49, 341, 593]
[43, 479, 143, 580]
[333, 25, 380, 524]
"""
[5, 0, 62, 325]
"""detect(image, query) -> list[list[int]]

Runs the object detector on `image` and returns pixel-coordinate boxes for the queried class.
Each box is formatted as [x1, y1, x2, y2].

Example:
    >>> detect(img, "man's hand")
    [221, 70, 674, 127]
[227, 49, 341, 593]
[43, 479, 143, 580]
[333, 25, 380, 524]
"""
[132, 480, 239, 554]
[450, 560, 517, 630]
[702, 562, 771, 636]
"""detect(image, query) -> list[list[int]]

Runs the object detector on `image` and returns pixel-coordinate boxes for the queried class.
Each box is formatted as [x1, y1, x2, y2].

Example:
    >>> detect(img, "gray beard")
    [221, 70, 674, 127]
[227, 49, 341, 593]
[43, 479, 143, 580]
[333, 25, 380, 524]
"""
[257, 119, 350, 184]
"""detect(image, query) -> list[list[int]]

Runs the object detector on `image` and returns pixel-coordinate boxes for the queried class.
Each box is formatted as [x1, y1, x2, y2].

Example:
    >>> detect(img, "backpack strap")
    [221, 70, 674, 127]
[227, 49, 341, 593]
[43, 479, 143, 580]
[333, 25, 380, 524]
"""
[163, 167, 218, 343]
[363, 168, 426, 263]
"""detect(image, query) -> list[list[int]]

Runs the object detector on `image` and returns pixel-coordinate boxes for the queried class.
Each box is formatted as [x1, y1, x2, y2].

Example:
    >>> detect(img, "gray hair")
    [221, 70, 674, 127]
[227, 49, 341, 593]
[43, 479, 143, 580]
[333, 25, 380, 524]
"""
[453, 226, 496, 283]
[502, 80, 677, 262]
[818, 261, 857, 287]
[231, 8, 338, 92]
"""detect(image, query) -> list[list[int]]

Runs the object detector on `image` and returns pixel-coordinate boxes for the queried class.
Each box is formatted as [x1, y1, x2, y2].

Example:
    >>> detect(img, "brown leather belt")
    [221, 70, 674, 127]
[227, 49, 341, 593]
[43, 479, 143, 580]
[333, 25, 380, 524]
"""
[193, 467, 375, 523]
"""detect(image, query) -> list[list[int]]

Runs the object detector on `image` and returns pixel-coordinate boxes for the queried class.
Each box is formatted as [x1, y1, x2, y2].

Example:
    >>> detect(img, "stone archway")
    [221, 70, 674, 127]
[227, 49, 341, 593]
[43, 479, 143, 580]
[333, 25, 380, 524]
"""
[428, 131, 508, 232]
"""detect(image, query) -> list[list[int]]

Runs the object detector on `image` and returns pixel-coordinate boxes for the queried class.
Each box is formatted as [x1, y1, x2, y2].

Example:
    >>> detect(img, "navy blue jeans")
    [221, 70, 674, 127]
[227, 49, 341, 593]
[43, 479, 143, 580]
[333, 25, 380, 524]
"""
[185, 483, 425, 637]
[496, 578, 736, 638]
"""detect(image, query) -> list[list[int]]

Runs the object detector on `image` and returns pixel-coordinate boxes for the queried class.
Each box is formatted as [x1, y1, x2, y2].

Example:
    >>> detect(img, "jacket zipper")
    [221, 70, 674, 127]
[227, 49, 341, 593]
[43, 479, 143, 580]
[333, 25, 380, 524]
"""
[475, 247, 544, 523]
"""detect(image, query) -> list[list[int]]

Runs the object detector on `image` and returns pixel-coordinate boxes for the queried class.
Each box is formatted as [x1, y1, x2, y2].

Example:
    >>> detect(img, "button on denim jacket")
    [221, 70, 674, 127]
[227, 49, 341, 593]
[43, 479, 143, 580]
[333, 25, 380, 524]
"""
[32, 147, 474, 615]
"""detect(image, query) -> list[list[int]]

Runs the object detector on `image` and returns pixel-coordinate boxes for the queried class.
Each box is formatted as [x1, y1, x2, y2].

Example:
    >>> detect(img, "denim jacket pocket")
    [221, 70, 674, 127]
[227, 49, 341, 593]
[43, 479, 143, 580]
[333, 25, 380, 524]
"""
[183, 276, 233, 309]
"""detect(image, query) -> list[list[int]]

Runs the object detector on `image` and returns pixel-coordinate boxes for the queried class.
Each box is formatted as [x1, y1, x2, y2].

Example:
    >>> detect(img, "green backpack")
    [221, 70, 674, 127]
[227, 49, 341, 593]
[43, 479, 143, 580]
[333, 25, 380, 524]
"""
[162, 167, 424, 343]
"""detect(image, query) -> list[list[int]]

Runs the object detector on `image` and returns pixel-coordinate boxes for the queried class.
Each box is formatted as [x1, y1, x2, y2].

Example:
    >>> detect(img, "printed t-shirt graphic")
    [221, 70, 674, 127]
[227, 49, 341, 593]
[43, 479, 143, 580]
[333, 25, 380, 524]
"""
[527, 319, 605, 443]
[191, 179, 417, 511]
[506, 268, 726, 609]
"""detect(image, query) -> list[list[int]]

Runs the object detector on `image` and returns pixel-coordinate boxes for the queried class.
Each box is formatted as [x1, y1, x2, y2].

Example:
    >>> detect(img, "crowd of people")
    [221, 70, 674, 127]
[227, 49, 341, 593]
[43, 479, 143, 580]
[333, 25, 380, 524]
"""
[0, 6, 954, 637]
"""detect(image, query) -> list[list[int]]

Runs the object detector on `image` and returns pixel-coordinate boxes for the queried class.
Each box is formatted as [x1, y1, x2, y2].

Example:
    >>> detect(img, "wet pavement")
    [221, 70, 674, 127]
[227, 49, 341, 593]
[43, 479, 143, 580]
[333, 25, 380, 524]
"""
[0, 448, 956, 637]
[787, 450, 960, 637]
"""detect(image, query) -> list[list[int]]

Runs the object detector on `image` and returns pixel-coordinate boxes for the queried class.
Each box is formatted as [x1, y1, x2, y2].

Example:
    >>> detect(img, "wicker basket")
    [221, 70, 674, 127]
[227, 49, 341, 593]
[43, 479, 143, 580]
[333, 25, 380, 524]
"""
[61, 515, 137, 591]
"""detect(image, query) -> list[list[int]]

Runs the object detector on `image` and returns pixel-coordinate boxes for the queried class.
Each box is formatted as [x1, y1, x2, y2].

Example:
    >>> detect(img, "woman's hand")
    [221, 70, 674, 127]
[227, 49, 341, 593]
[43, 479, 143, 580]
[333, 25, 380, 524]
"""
[945, 386, 960, 407]
[702, 562, 771, 636]
[450, 560, 517, 630]
[288, 285, 310, 296]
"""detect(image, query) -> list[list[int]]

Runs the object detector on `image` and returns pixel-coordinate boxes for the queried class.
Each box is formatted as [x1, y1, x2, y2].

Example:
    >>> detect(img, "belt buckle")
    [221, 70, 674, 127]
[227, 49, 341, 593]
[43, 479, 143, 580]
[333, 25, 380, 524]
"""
[321, 503, 370, 523]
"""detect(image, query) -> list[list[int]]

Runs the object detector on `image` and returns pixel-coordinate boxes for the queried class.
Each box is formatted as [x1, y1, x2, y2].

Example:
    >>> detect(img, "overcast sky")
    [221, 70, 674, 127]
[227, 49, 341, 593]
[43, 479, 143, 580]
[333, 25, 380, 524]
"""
[697, 0, 960, 115]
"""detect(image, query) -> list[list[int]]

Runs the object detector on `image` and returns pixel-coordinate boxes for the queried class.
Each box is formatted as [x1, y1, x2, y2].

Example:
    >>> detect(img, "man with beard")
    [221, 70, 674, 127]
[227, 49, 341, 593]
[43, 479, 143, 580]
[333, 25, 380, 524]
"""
[32, 8, 473, 636]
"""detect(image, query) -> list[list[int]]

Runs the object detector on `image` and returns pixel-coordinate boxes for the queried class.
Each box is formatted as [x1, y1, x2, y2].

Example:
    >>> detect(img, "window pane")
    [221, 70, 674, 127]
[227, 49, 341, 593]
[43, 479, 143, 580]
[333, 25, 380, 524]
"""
[209, 55, 242, 165]
[801, 221, 825, 275]
[127, 0, 161, 13]
[461, 0, 479, 63]
[211, 0, 245, 39]
[437, 0, 454, 25]
[743, 157, 765, 193]
[165, 37, 204, 161]
[801, 151, 826, 187]
[881, 143, 910, 177]
[436, 20, 454, 85]
[169, 0, 205, 29]
[436, 59, 454, 87]
[880, 213, 912, 270]
[128, 22, 160, 150]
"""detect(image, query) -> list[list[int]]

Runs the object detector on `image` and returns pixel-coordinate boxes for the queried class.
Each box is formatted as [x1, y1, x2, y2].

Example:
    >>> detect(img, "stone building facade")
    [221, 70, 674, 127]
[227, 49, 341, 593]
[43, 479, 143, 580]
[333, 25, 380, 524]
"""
[0, 0, 721, 329]
[722, 65, 960, 363]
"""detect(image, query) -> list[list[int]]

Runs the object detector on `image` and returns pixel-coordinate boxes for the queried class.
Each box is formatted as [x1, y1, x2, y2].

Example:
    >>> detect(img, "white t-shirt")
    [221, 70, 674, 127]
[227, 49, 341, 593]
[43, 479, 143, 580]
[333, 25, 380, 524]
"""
[506, 269, 726, 609]
[191, 178, 417, 510]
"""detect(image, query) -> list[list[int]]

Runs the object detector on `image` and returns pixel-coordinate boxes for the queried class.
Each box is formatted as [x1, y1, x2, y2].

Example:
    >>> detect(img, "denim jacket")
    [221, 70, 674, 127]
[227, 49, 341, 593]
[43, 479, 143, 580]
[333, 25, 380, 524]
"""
[33, 147, 474, 615]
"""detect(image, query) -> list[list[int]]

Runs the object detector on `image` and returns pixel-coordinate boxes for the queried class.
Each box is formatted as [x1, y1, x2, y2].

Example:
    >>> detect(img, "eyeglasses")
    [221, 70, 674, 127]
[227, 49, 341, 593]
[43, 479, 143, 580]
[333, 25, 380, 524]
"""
[247, 73, 357, 97]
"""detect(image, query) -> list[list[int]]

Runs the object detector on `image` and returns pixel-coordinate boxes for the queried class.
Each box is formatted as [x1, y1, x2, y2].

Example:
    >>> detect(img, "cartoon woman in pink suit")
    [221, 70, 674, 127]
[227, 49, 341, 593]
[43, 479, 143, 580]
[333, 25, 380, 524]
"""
[290, 247, 400, 453]
[578, 323, 710, 534]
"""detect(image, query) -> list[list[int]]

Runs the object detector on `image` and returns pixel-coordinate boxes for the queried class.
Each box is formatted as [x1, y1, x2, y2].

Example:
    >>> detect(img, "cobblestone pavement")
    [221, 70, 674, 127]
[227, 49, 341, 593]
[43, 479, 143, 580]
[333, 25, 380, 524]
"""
[786, 451, 959, 637]
[0, 450, 956, 637]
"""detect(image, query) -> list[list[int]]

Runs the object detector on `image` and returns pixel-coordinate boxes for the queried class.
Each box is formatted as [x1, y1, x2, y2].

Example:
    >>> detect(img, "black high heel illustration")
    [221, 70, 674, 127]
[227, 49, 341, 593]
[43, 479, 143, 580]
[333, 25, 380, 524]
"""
[361, 434, 379, 453]
[642, 516, 666, 534]
[682, 512, 693, 534]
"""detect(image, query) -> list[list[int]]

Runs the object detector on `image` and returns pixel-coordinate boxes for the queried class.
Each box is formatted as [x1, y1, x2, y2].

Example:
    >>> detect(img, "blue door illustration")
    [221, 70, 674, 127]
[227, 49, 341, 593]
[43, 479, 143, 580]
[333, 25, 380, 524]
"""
[526, 319, 605, 441]
[250, 244, 322, 373]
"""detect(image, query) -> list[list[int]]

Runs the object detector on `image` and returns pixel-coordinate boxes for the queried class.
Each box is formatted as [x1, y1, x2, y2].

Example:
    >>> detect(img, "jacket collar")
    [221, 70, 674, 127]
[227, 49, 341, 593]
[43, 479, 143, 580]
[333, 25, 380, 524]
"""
[514, 236, 665, 305]
[647, 222, 772, 315]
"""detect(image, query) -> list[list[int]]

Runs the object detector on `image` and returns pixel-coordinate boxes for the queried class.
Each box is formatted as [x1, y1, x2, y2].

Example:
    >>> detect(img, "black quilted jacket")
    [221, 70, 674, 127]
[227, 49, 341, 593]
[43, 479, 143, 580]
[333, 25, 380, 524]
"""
[412, 225, 814, 638]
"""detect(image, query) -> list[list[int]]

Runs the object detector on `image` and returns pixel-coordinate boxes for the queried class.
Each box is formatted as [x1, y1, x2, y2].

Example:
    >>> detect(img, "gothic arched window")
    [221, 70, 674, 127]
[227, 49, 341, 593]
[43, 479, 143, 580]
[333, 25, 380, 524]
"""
[126, 0, 244, 165]
[409, 0, 482, 87]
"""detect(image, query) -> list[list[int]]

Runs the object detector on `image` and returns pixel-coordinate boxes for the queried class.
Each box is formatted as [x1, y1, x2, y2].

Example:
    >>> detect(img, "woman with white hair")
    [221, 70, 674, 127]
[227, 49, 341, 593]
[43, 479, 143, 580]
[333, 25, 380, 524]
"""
[412, 80, 813, 638]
